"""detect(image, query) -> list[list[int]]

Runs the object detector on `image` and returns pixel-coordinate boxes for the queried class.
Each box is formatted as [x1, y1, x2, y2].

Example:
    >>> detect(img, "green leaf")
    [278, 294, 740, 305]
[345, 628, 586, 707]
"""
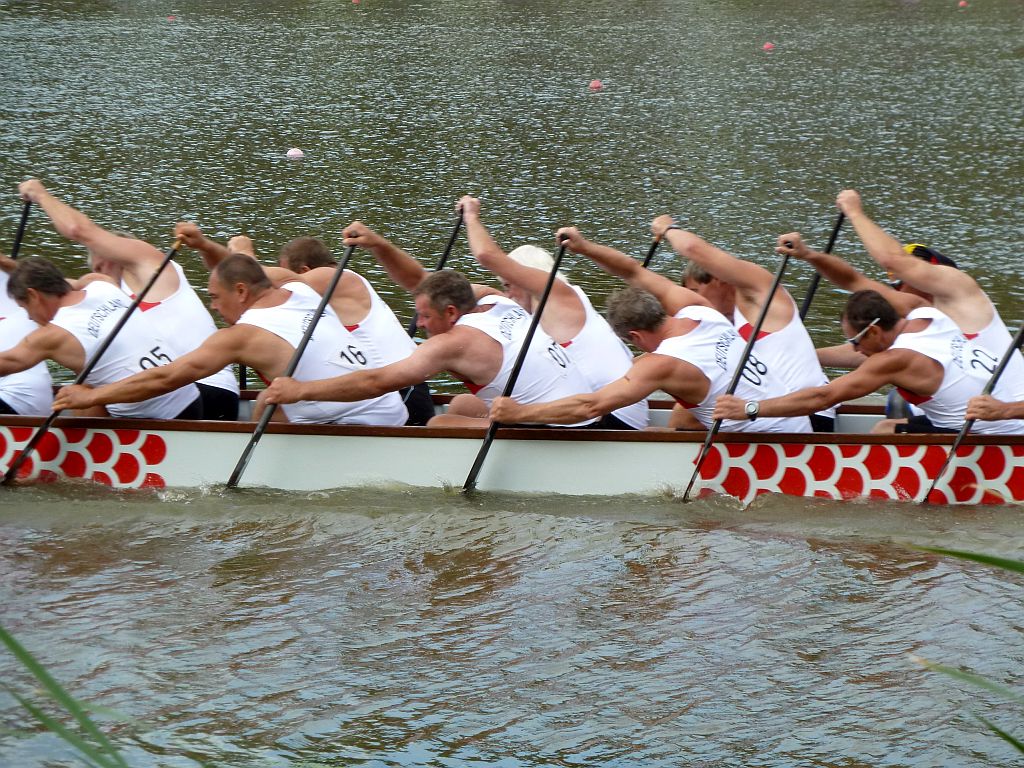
[914, 547, 1024, 575]
[977, 715, 1024, 755]
[10, 690, 119, 768]
[910, 655, 1024, 706]
[0, 625, 129, 768]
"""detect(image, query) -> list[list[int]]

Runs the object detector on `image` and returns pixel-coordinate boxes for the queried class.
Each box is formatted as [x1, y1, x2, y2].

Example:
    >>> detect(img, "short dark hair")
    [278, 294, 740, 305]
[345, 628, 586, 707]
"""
[413, 270, 476, 314]
[213, 254, 272, 292]
[7, 257, 71, 302]
[279, 237, 335, 271]
[843, 289, 900, 331]
[606, 287, 667, 339]
[683, 262, 713, 285]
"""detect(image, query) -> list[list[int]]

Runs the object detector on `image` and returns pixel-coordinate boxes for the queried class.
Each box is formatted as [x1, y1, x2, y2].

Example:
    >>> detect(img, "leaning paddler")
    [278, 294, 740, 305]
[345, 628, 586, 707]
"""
[53, 255, 408, 426]
[713, 289, 1024, 436]
[653, 215, 835, 432]
[18, 179, 241, 419]
[5, 257, 202, 419]
[261, 268, 604, 429]
[460, 195, 648, 430]
[173, 223, 435, 426]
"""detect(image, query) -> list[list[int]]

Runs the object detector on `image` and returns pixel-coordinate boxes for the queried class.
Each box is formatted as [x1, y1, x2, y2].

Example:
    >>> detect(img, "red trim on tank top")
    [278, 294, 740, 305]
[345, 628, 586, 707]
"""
[456, 376, 483, 395]
[673, 396, 699, 409]
[964, 332, 979, 340]
[560, 340, 573, 348]
[345, 323, 360, 332]
[129, 294, 161, 312]
[896, 387, 931, 406]
[738, 323, 770, 342]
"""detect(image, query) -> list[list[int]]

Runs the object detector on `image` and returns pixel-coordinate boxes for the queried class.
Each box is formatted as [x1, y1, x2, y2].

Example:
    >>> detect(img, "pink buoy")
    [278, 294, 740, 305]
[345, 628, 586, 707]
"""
[762, 41, 775, 51]
[588, 79, 603, 92]
[958, 1, 967, 6]
[286, 148, 305, 159]
[167, 15, 175, 21]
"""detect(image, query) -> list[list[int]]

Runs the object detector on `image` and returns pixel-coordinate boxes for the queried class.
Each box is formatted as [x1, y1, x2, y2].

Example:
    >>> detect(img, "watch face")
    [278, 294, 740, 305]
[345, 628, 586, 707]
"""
[744, 401, 758, 417]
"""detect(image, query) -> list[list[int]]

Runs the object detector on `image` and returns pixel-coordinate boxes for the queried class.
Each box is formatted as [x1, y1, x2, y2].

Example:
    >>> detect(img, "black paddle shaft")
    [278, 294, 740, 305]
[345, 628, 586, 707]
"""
[681, 252, 793, 502]
[226, 244, 357, 490]
[920, 319, 1024, 504]
[406, 211, 464, 337]
[10, 201, 31, 259]
[462, 240, 569, 493]
[798, 212, 846, 322]
[3, 238, 183, 486]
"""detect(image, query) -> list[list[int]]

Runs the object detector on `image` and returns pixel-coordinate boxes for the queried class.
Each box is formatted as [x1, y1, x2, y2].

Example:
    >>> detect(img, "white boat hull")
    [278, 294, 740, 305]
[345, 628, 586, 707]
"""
[0, 415, 1020, 505]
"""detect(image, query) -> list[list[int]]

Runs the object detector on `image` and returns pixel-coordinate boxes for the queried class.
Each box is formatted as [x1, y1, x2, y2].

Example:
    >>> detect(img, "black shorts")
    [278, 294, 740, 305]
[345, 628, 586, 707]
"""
[0, 397, 18, 416]
[173, 396, 204, 420]
[197, 383, 240, 421]
[399, 382, 435, 426]
[810, 414, 835, 433]
[894, 414, 958, 434]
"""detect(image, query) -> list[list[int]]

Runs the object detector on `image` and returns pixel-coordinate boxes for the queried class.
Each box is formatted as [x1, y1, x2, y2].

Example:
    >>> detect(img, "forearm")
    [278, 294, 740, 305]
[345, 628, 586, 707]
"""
[465, 217, 504, 269]
[34, 189, 94, 243]
[84, 366, 188, 406]
[805, 250, 876, 291]
[817, 344, 866, 370]
[758, 386, 844, 418]
[500, 394, 603, 425]
[576, 239, 641, 282]
[369, 242, 427, 292]
[193, 236, 232, 270]
[846, 211, 905, 272]
[291, 368, 406, 402]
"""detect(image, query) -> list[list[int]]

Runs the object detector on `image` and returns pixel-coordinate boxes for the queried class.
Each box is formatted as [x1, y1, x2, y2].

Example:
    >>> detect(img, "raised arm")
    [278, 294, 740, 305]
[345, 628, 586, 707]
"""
[343, 221, 427, 292]
[556, 227, 708, 316]
[175, 222, 232, 270]
[836, 190, 980, 307]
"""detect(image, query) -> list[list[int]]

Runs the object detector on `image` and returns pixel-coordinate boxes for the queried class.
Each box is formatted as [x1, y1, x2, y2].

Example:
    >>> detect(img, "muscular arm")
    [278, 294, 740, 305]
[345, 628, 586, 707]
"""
[817, 343, 867, 370]
[714, 349, 939, 419]
[557, 227, 708, 316]
[174, 222, 232, 270]
[967, 395, 1024, 421]
[0, 330, 56, 376]
[263, 333, 458, 404]
[777, 232, 925, 317]
[490, 354, 671, 425]
[53, 330, 238, 409]
[343, 221, 427, 292]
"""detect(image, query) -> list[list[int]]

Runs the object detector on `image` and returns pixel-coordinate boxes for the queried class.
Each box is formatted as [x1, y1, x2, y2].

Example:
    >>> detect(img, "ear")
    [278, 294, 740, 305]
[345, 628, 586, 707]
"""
[444, 304, 460, 323]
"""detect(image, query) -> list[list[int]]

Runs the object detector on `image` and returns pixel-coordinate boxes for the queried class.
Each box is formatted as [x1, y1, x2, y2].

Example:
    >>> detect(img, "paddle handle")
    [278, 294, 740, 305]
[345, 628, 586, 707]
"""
[463, 240, 568, 493]
[4, 238, 182, 485]
[226, 244, 357, 489]
[921, 318, 1024, 503]
[798, 212, 846, 321]
[406, 211, 464, 336]
[641, 237, 660, 269]
[10, 201, 31, 260]
[681, 252, 792, 502]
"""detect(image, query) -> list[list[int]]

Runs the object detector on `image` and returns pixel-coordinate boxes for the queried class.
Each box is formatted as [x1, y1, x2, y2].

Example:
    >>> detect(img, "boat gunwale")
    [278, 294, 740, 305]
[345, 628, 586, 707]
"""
[0, 413, 1019, 447]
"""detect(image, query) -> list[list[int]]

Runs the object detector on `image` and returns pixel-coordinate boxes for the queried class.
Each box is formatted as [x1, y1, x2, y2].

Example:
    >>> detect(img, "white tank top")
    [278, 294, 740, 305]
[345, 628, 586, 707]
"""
[342, 272, 416, 366]
[0, 272, 53, 416]
[892, 307, 1024, 435]
[456, 295, 597, 426]
[237, 282, 407, 426]
[562, 285, 649, 429]
[122, 261, 238, 394]
[963, 298, 1024, 425]
[655, 305, 811, 433]
[49, 281, 199, 419]
[733, 292, 836, 421]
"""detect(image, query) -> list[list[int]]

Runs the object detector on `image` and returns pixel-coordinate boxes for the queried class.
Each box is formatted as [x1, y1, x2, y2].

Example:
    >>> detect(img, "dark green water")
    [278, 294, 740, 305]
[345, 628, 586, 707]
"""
[1, 0, 1023, 765]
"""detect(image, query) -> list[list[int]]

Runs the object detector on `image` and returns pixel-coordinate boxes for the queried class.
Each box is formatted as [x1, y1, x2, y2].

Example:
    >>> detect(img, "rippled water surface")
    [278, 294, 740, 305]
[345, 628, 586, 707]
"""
[2, 486, 1024, 766]
[1, 0, 1023, 764]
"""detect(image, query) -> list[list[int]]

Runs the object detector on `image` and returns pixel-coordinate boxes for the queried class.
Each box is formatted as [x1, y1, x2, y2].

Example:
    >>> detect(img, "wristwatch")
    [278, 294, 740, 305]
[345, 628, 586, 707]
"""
[744, 401, 760, 420]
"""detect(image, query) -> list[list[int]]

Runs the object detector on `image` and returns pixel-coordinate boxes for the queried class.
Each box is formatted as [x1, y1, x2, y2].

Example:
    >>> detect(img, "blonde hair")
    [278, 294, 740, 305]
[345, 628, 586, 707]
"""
[507, 245, 570, 284]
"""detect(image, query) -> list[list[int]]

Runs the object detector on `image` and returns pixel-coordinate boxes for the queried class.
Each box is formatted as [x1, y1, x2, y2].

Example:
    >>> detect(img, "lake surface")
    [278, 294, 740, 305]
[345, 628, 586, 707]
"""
[1, 0, 1023, 765]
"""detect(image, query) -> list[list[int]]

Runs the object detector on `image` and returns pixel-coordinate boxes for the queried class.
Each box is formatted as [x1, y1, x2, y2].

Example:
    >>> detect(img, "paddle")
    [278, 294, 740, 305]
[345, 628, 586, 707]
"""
[798, 212, 846, 321]
[10, 201, 31, 259]
[462, 238, 568, 493]
[406, 211, 464, 337]
[226, 244, 357, 489]
[920, 320, 1024, 504]
[681, 249, 792, 502]
[641, 237, 661, 269]
[3, 238, 183, 486]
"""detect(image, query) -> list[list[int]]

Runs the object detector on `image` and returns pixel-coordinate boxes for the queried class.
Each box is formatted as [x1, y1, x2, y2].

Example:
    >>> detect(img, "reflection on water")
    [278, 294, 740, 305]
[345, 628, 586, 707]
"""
[2, 486, 1023, 766]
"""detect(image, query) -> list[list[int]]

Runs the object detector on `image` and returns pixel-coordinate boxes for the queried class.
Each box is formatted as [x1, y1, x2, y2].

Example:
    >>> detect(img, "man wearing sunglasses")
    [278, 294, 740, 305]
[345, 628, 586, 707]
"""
[713, 289, 1024, 436]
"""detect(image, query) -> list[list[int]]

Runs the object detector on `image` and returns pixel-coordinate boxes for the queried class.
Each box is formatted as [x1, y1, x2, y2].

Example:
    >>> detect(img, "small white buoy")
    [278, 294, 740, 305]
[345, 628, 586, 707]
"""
[286, 148, 305, 159]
